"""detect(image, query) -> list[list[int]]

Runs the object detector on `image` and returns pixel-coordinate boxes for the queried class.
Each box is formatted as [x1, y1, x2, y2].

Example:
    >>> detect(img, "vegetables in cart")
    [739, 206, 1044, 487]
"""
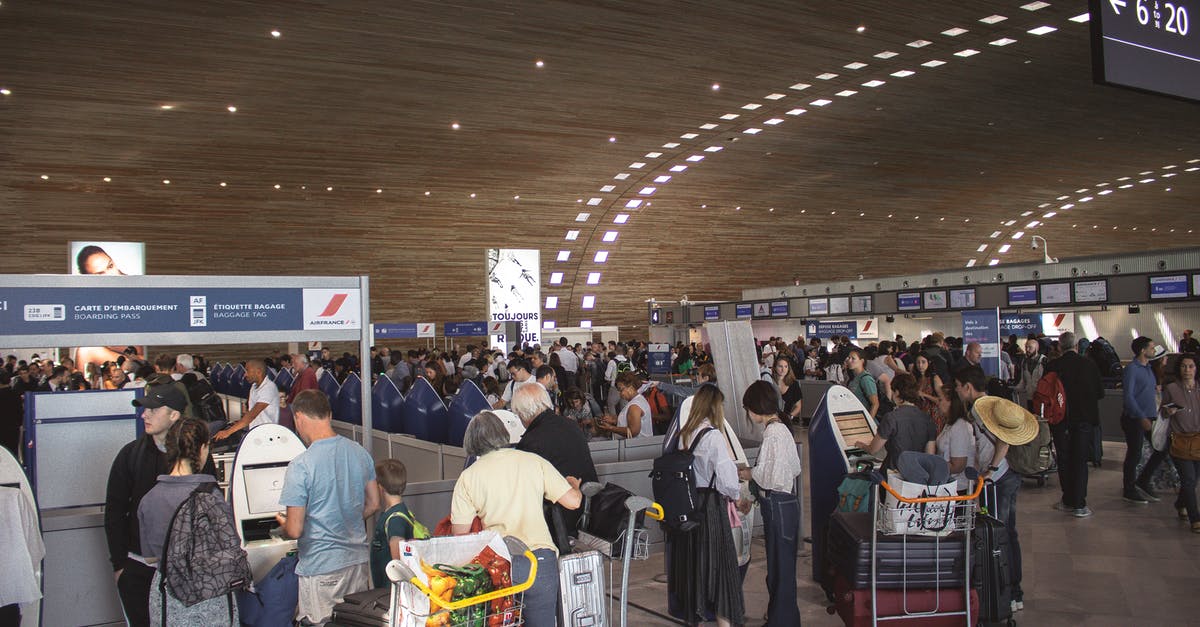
[471, 546, 517, 619]
[434, 563, 494, 627]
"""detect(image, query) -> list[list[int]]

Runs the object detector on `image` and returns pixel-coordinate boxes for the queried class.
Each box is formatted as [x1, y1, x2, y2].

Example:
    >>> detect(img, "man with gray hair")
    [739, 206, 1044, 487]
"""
[511, 384, 598, 543]
[172, 353, 198, 380]
[288, 353, 320, 405]
[1044, 331, 1104, 517]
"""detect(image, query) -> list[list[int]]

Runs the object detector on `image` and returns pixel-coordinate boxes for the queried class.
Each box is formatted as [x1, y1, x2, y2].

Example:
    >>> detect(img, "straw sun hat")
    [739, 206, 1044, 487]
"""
[971, 396, 1038, 446]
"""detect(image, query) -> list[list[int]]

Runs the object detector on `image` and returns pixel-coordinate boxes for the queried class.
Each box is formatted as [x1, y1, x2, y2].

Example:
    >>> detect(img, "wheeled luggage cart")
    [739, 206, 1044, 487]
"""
[863, 478, 984, 627]
[385, 536, 537, 627]
[570, 482, 663, 627]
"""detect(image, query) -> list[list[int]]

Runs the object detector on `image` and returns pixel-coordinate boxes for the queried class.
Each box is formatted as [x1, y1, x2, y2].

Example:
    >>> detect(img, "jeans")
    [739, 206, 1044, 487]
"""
[512, 548, 559, 627]
[1122, 416, 1167, 492]
[1176, 457, 1200, 524]
[993, 471, 1023, 602]
[1052, 421, 1095, 508]
[760, 491, 801, 626]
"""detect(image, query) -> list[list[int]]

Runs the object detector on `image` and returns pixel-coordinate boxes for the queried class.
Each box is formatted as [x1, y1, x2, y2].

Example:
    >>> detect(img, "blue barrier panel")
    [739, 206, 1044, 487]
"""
[274, 367, 295, 395]
[446, 380, 490, 447]
[235, 364, 252, 398]
[402, 377, 450, 443]
[336, 372, 363, 426]
[372, 377, 405, 433]
[318, 370, 341, 407]
[228, 365, 248, 399]
[210, 363, 228, 394]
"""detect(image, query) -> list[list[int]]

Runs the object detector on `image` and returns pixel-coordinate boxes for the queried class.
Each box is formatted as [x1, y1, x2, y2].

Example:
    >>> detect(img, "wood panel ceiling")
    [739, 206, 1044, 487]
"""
[1, 0, 1197, 332]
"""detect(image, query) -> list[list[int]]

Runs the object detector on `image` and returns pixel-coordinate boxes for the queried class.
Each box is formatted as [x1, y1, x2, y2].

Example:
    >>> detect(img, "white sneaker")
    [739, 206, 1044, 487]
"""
[1010, 599, 1025, 612]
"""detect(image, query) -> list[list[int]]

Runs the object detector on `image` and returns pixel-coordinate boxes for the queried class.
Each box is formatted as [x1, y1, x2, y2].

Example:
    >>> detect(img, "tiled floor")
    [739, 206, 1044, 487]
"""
[605, 440, 1200, 626]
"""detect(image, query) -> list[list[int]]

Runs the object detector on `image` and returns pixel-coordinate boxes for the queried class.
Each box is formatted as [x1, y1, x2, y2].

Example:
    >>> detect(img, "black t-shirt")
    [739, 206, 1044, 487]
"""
[780, 383, 803, 416]
[877, 404, 938, 472]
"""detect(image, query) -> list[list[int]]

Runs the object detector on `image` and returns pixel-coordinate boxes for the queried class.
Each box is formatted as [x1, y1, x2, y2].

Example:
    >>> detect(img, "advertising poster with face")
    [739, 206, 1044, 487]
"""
[69, 241, 145, 276]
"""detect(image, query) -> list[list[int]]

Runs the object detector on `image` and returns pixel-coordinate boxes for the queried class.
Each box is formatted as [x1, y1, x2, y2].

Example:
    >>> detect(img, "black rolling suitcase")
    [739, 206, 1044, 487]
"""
[330, 588, 390, 627]
[973, 511, 1015, 627]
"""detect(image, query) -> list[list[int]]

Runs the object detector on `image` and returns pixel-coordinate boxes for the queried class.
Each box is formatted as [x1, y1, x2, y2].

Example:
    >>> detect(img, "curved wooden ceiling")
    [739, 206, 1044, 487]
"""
[2, 0, 1197, 330]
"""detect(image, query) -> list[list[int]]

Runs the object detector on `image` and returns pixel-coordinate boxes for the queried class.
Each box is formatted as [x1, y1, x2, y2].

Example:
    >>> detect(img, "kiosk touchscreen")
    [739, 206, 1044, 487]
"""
[806, 385, 881, 586]
[229, 424, 307, 580]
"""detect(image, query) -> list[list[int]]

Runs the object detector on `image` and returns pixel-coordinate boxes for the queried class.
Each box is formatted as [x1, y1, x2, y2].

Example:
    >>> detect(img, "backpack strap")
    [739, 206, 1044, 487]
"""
[685, 427, 716, 454]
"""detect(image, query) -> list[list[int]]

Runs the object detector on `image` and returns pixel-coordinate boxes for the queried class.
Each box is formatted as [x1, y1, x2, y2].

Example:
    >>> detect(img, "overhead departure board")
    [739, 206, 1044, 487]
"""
[1090, 0, 1200, 102]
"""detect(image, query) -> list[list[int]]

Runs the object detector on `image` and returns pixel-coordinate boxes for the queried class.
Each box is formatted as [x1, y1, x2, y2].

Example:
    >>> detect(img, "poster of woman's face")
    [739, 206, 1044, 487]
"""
[68, 241, 145, 275]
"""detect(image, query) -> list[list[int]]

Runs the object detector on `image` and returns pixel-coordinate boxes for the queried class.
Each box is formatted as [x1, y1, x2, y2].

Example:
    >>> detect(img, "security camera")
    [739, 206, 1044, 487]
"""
[1158, 260, 1167, 270]
[1030, 239, 1038, 250]
[1033, 270, 1041, 279]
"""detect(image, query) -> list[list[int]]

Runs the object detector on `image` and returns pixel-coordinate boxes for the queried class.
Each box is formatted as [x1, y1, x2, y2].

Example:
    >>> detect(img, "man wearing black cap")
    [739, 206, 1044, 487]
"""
[104, 384, 189, 626]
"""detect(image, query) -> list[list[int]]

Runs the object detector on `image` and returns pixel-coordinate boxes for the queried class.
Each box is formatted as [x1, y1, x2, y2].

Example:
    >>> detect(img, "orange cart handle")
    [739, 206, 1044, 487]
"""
[411, 550, 538, 611]
[878, 477, 985, 504]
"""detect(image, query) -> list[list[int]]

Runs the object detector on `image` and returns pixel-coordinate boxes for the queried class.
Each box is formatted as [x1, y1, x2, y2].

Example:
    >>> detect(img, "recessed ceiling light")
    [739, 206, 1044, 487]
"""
[922, 60, 947, 67]
[955, 49, 981, 57]
[159, 104, 174, 110]
[645, 151, 663, 158]
[989, 259, 1000, 266]
[990, 38, 1017, 46]
[999, 244, 1012, 253]
[1005, 220, 1017, 226]
[625, 199, 642, 208]
[844, 62, 868, 70]
[875, 51, 899, 59]
[1061, 203, 1075, 209]
[273, 184, 281, 189]
[891, 69, 916, 78]
[545, 296, 558, 309]
[1069, 12, 1091, 22]
[0, 88, 11, 96]
[1119, 183, 1134, 188]
[810, 98, 833, 106]
[614, 214, 629, 224]
[535, 59, 545, 68]
[670, 165, 688, 172]
[162, 179, 171, 185]
[769, 208, 775, 213]
[816, 72, 839, 80]
[602, 231, 618, 242]
[586, 272, 601, 285]
[699, 123, 718, 130]
[565, 230, 579, 240]
[608, 136, 616, 142]
[942, 27, 969, 36]
[704, 145, 724, 151]
[580, 320, 593, 328]
[741, 103, 761, 110]
[789, 82, 811, 90]
[990, 231, 1002, 238]
[711, 83, 720, 90]
[1020, 210, 1034, 217]
[1021, 1, 1050, 11]
[595, 251, 609, 263]
[1028, 25, 1057, 35]
[218, 181, 227, 187]
[786, 108, 807, 115]
[39, 174, 49, 180]
[613, 173, 629, 180]
[654, 175, 672, 183]
[720, 113, 740, 120]
[763, 118, 785, 125]
[511, 194, 519, 199]
[1043, 211, 1057, 218]
[227, 105, 237, 112]
[638, 187, 656, 195]
[743, 127, 763, 134]
[662, 142, 680, 148]
[680, 133, 698, 139]
[977, 244, 988, 252]
[908, 39, 933, 48]
[1079, 196, 1094, 202]
[270, 29, 281, 38]
[686, 154, 705, 161]
[628, 162, 645, 169]
[856, 25, 866, 33]
[599, 185, 615, 192]
[1098, 189, 1113, 195]
[1163, 172, 1177, 178]
[835, 90, 857, 97]
[556, 251, 570, 261]
[1139, 178, 1155, 183]
[325, 186, 333, 191]
[981, 15, 1008, 24]
[735, 206, 741, 211]
[764, 93, 786, 100]
[469, 192, 476, 198]
[862, 80, 886, 87]
[450, 122, 460, 130]
[549, 272, 563, 284]
[966, 259, 977, 267]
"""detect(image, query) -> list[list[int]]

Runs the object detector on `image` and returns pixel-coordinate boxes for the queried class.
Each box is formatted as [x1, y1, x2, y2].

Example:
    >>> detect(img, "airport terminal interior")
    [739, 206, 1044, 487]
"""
[3, 0, 1200, 625]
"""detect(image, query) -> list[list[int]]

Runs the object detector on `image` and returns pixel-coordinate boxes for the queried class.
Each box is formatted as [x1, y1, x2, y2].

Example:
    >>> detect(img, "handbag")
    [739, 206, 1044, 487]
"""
[1152, 413, 1171, 452]
[878, 470, 957, 537]
[1170, 432, 1200, 461]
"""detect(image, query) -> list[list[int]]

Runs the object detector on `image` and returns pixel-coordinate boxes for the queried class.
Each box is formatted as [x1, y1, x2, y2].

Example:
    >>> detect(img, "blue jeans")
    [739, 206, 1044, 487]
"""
[1175, 457, 1200, 524]
[512, 548, 558, 627]
[993, 471, 1023, 602]
[760, 491, 801, 626]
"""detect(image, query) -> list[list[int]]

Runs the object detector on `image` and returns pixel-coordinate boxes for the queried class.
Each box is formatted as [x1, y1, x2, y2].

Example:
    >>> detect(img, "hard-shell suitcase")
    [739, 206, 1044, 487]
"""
[558, 550, 607, 627]
[828, 575, 979, 627]
[825, 511, 966, 589]
[329, 588, 390, 627]
[972, 513, 1015, 626]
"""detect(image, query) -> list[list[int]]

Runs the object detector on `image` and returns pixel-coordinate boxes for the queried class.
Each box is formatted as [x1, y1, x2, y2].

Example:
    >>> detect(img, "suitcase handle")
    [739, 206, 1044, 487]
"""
[879, 477, 985, 504]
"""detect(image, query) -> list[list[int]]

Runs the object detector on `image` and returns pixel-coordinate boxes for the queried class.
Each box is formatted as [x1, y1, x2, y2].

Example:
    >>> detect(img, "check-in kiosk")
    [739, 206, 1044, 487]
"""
[229, 424, 307, 580]
[446, 379, 490, 447]
[807, 385, 881, 586]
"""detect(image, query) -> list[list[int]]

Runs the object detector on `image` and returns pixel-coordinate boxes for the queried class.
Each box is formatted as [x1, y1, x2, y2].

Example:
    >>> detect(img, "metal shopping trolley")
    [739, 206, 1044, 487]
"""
[564, 482, 663, 627]
[862, 478, 985, 627]
[385, 535, 537, 627]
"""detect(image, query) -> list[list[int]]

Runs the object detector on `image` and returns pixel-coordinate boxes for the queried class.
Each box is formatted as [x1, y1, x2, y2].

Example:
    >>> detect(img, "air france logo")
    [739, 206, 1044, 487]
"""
[302, 289, 361, 330]
[318, 293, 349, 317]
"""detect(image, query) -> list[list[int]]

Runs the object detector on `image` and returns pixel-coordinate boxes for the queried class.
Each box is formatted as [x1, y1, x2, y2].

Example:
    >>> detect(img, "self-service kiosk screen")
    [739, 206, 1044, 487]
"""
[833, 410, 874, 446]
[243, 462, 290, 515]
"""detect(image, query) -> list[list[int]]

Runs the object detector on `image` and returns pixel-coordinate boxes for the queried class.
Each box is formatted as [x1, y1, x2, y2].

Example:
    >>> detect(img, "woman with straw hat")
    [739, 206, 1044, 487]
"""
[954, 365, 1038, 614]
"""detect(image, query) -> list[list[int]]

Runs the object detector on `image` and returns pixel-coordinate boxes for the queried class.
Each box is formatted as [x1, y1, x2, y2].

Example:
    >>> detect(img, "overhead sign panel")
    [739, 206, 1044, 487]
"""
[1090, 0, 1200, 102]
[704, 305, 720, 321]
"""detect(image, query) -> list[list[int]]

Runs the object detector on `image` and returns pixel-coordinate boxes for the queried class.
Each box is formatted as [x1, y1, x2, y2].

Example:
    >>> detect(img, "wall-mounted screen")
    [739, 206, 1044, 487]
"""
[808, 298, 829, 316]
[829, 296, 850, 315]
[851, 295, 873, 313]
[1088, 0, 1200, 103]
[752, 302, 771, 318]
[949, 288, 976, 309]
[1150, 275, 1189, 299]
[771, 301, 789, 317]
[1074, 279, 1108, 303]
[736, 303, 753, 319]
[704, 305, 720, 321]
[1194, 274, 1200, 297]
[243, 462, 290, 516]
[897, 292, 921, 311]
[1007, 284, 1038, 307]
[923, 290, 948, 310]
[1040, 283, 1072, 305]
[69, 241, 146, 275]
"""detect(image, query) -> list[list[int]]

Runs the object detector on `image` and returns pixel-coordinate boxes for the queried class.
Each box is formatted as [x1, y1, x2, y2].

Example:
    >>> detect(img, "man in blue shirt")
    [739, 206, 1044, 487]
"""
[277, 390, 380, 625]
[1122, 336, 1165, 503]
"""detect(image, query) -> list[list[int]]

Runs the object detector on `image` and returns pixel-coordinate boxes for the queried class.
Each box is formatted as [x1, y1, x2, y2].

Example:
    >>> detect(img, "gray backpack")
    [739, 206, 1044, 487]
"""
[159, 483, 252, 622]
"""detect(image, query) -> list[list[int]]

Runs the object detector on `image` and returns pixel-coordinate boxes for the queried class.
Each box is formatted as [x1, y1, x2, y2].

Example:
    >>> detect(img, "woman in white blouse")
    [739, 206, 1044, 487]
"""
[667, 384, 745, 626]
[738, 381, 802, 626]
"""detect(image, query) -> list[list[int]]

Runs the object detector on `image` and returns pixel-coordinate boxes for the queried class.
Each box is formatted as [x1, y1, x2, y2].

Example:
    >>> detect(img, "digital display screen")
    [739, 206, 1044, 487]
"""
[752, 302, 772, 318]
[1194, 274, 1200, 297]
[829, 296, 850, 315]
[1008, 285, 1038, 307]
[923, 290, 948, 310]
[69, 241, 146, 275]
[833, 410, 874, 447]
[704, 305, 720, 321]
[1040, 283, 1072, 305]
[736, 303, 753, 319]
[851, 295, 873, 313]
[1074, 279, 1108, 303]
[950, 288, 976, 309]
[1089, 0, 1200, 103]
[243, 463, 290, 516]
[1150, 274, 1189, 299]
[897, 292, 921, 311]
[771, 300, 789, 317]
[808, 298, 829, 316]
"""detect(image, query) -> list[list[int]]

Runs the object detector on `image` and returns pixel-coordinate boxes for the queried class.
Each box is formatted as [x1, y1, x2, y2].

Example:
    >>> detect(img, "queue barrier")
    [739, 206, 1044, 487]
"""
[274, 367, 294, 394]
[336, 372, 363, 424]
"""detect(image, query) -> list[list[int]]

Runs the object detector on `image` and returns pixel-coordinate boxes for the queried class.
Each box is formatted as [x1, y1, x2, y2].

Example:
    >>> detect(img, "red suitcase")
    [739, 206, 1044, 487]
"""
[828, 575, 979, 627]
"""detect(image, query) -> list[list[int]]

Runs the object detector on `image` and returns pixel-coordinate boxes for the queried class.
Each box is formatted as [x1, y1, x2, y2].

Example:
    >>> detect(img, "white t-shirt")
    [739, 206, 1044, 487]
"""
[937, 419, 977, 492]
[248, 377, 280, 429]
[617, 394, 653, 439]
[973, 419, 1010, 480]
[501, 377, 535, 406]
[556, 347, 579, 374]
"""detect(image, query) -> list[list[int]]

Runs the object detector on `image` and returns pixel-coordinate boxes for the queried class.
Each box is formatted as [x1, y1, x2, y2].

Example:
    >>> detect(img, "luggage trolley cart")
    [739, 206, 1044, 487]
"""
[565, 482, 663, 627]
[385, 536, 538, 627]
[867, 478, 985, 627]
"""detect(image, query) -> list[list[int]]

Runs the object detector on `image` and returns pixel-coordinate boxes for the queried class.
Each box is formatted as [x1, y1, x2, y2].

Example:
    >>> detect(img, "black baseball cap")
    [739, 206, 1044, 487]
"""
[132, 385, 188, 411]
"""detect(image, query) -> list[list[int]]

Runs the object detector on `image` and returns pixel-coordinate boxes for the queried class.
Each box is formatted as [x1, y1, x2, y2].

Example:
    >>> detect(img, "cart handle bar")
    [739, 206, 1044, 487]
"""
[410, 550, 538, 612]
[644, 502, 665, 521]
[878, 477, 985, 504]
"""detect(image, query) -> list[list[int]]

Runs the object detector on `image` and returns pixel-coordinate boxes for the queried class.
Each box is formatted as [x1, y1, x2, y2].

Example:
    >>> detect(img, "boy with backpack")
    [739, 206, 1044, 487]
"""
[369, 459, 429, 588]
